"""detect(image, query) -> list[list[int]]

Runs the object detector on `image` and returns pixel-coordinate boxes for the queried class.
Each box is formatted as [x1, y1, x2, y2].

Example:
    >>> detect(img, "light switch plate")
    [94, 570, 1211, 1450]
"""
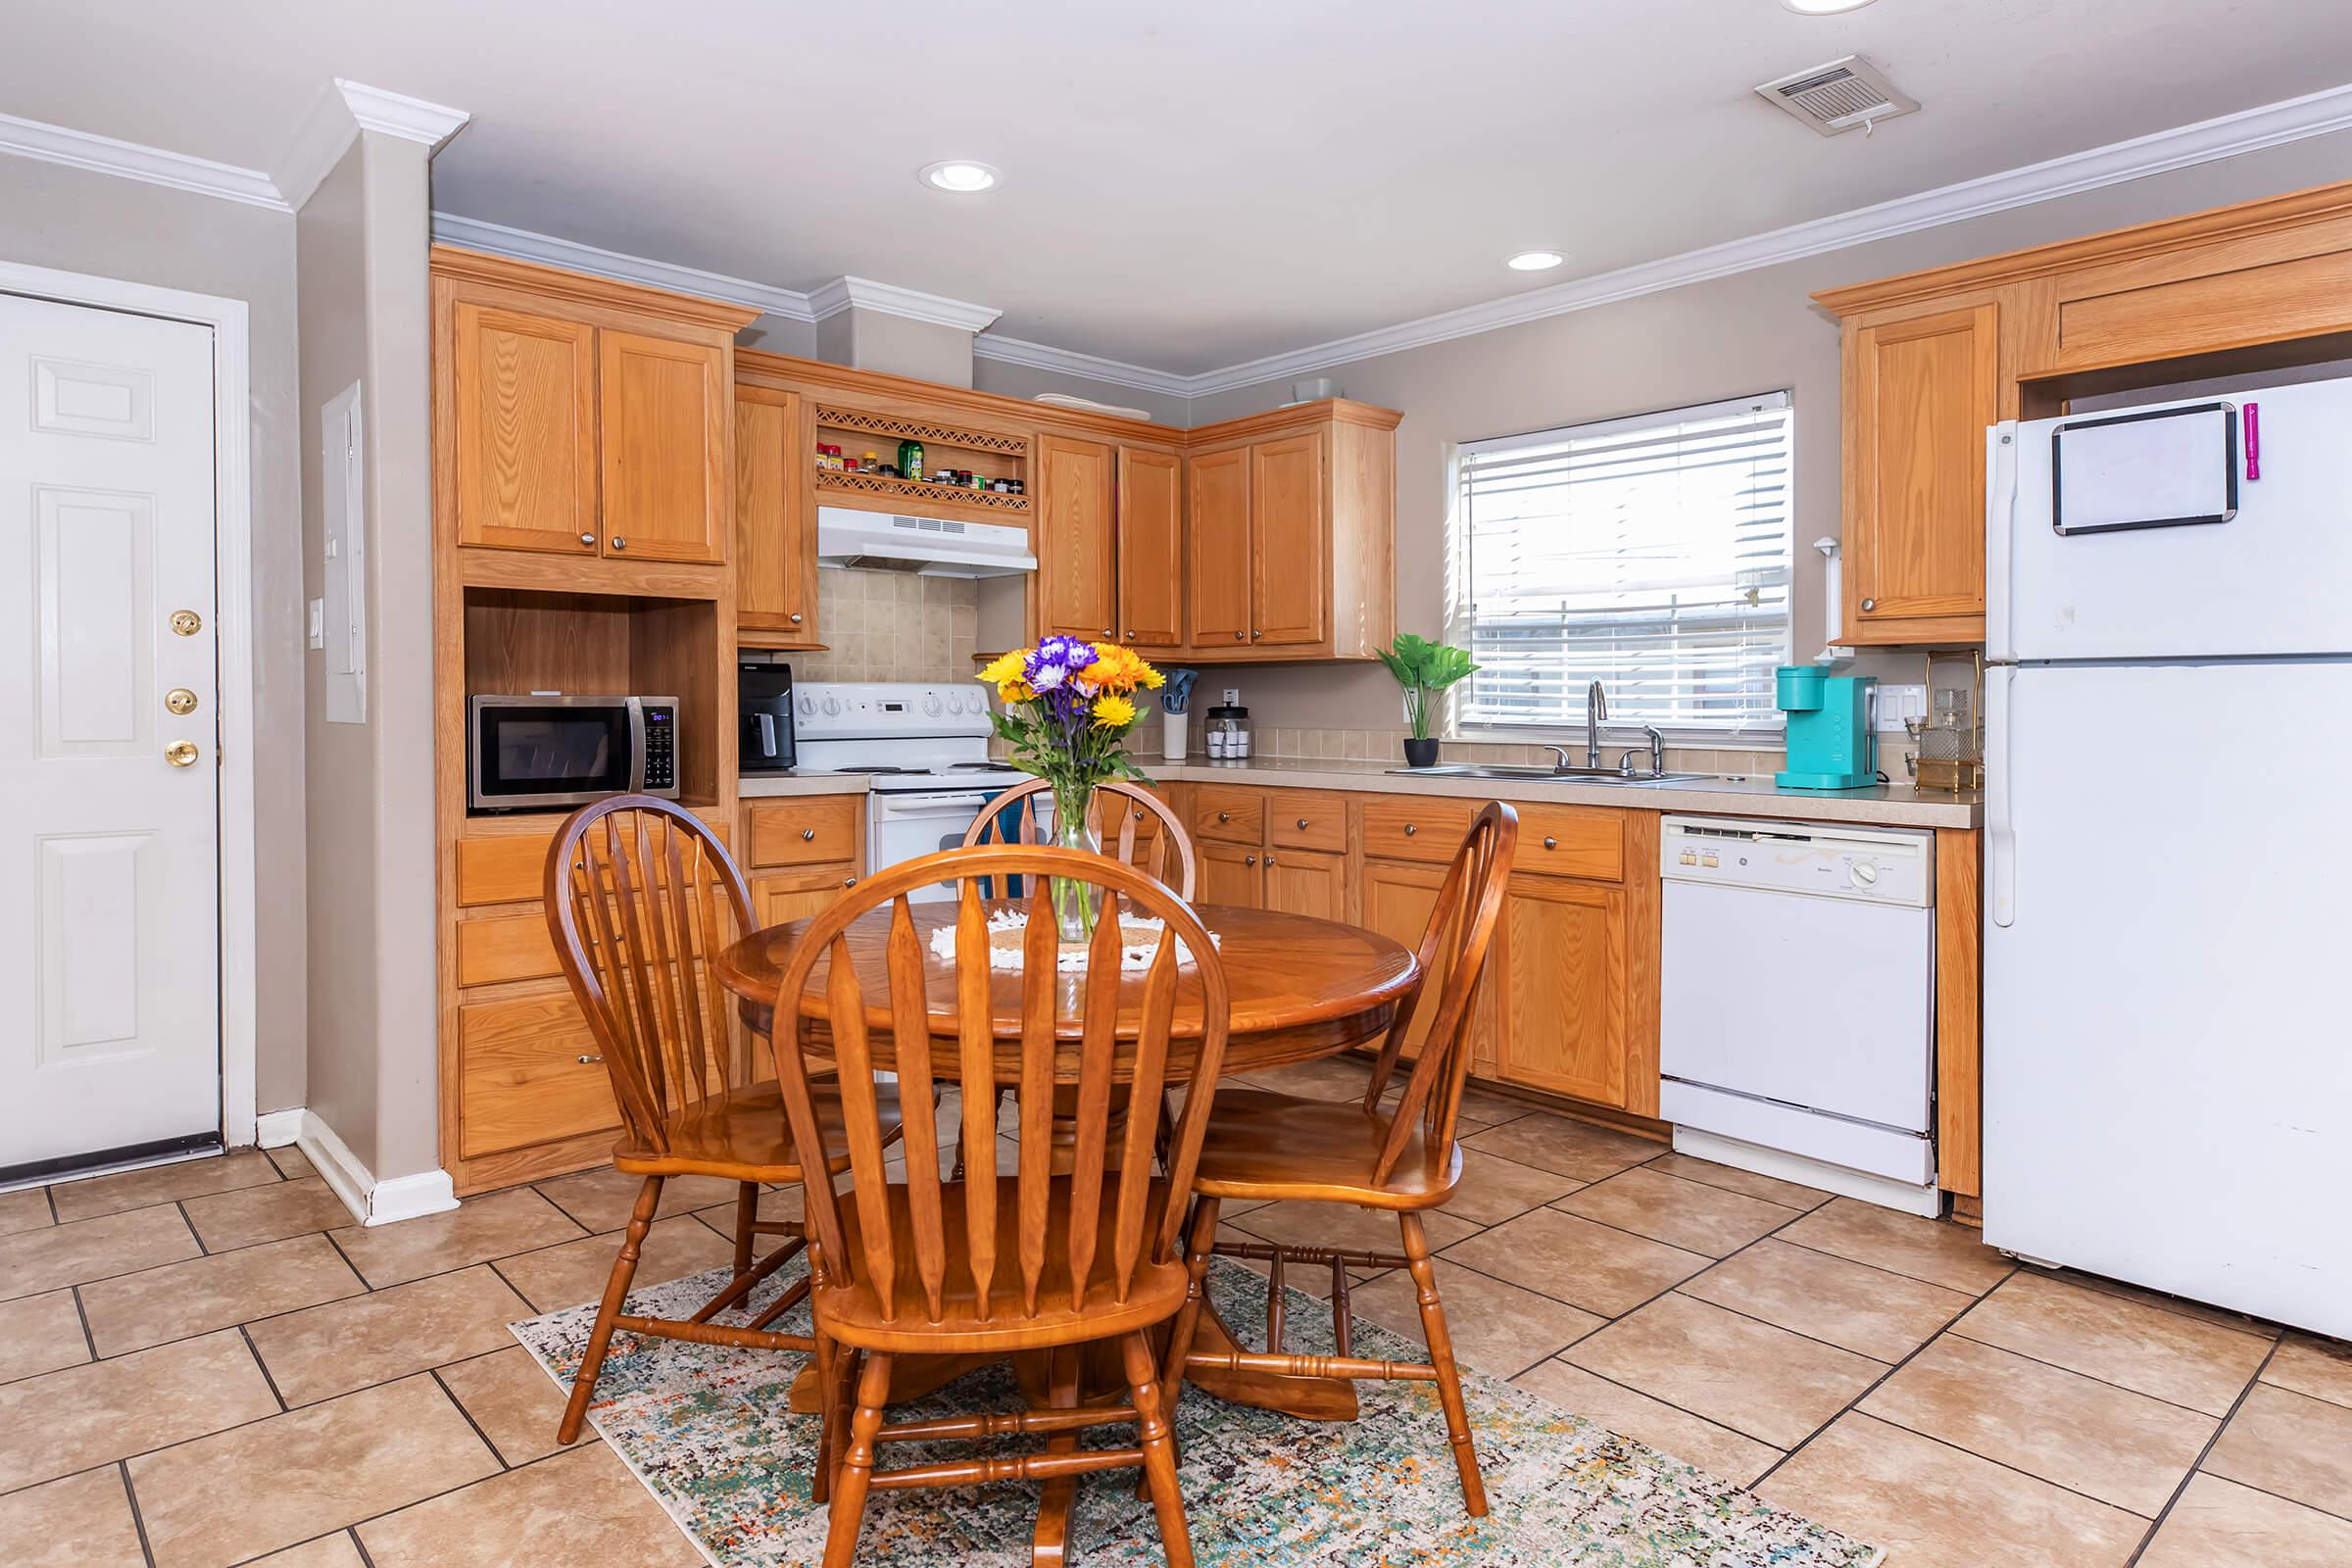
[307, 598, 324, 650]
[1874, 683, 1928, 731]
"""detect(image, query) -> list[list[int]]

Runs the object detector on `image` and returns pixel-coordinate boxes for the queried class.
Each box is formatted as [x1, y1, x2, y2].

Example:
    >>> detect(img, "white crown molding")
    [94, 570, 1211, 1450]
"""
[969, 333, 1197, 400]
[0, 109, 286, 210]
[808, 275, 1002, 333]
[429, 210, 820, 319]
[279, 78, 469, 212]
[1178, 77, 2352, 396]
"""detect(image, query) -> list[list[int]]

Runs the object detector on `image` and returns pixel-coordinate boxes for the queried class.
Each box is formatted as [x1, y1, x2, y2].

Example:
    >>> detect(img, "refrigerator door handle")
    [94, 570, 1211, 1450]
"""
[1984, 421, 2019, 662]
[1986, 664, 2017, 928]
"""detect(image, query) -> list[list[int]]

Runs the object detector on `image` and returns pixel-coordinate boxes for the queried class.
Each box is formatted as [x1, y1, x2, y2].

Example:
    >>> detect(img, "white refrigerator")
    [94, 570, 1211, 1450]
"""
[1983, 378, 2352, 1340]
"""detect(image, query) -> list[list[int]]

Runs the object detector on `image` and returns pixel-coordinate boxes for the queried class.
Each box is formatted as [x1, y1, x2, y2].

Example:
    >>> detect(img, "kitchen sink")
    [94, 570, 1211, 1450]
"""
[1387, 763, 1713, 785]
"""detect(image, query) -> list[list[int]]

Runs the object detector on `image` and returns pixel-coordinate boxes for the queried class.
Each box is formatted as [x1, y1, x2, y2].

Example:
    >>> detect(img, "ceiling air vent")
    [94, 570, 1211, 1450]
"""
[1756, 55, 1918, 136]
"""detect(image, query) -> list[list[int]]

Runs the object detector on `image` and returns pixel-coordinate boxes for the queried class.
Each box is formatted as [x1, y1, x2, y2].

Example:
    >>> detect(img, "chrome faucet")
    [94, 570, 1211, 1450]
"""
[1620, 726, 1667, 778]
[1586, 681, 1607, 768]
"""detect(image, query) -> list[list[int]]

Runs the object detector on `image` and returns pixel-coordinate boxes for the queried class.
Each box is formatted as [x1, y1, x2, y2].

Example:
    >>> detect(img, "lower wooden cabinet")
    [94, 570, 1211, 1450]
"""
[1359, 856, 1495, 1073]
[457, 991, 617, 1161]
[1493, 872, 1631, 1107]
[750, 863, 860, 926]
[1199, 839, 1264, 908]
[1262, 847, 1346, 919]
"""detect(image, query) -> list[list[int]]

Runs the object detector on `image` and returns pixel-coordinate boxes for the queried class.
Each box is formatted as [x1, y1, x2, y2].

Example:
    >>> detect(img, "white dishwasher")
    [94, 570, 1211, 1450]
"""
[1658, 815, 1938, 1215]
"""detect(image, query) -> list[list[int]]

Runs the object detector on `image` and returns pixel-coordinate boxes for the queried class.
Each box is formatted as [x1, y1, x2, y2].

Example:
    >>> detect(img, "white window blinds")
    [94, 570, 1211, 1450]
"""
[1455, 392, 1792, 734]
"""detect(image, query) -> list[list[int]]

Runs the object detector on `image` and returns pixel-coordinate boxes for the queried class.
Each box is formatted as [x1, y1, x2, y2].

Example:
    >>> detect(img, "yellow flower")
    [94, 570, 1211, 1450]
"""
[1080, 643, 1162, 695]
[996, 678, 1033, 704]
[977, 650, 1025, 686]
[1091, 694, 1138, 728]
[1136, 659, 1165, 690]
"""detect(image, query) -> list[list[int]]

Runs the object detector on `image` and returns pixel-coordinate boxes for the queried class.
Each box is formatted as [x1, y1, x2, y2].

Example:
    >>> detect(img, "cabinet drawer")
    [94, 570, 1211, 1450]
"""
[455, 911, 561, 988]
[1361, 796, 1474, 862]
[750, 863, 861, 929]
[459, 991, 618, 1159]
[1190, 785, 1264, 846]
[1266, 791, 1348, 853]
[748, 797, 861, 868]
[458, 817, 730, 906]
[1510, 803, 1623, 882]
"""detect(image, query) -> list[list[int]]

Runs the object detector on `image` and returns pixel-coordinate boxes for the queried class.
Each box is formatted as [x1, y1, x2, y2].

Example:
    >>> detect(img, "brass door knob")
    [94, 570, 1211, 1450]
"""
[164, 688, 199, 715]
[165, 741, 200, 767]
[170, 610, 203, 637]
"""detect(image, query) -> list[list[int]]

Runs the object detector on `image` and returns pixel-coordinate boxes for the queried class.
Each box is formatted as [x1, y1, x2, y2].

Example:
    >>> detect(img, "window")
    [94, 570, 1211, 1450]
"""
[1453, 392, 1792, 736]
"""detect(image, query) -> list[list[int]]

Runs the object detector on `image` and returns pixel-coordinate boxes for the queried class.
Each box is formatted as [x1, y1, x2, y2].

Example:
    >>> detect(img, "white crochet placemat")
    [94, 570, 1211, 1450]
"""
[925, 907, 1214, 971]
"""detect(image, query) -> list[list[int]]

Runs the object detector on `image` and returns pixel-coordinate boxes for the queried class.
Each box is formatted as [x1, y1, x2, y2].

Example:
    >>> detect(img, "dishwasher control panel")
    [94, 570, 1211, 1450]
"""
[1659, 815, 1933, 907]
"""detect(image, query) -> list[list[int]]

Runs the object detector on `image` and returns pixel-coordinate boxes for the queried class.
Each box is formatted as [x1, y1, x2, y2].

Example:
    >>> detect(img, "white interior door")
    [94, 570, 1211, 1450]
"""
[0, 292, 220, 1175]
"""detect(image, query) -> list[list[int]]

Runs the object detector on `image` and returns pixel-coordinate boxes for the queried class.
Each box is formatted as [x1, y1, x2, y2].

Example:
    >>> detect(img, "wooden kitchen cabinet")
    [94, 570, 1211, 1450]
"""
[1116, 447, 1185, 649]
[1493, 871, 1631, 1107]
[1359, 856, 1495, 1072]
[1182, 401, 1397, 661]
[751, 863, 860, 928]
[1036, 432, 1118, 640]
[600, 329, 730, 564]
[1839, 303, 1998, 644]
[1199, 839, 1264, 908]
[1262, 847, 1347, 921]
[734, 384, 817, 646]
[449, 302, 600, 557]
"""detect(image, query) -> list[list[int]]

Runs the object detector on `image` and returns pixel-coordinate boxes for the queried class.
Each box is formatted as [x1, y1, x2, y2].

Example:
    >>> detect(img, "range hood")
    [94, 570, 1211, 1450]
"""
[815, 505, 1037, 577]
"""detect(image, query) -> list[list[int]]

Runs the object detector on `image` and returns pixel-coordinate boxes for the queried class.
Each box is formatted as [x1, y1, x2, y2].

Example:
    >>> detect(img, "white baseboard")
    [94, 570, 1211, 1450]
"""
[284, 1108, 462, 1228]
[254, 1107, 306, 1149]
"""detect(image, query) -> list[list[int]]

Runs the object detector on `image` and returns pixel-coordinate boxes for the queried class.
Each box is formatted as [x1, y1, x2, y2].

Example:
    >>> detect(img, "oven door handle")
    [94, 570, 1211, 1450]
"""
[876, 793, 994, 817]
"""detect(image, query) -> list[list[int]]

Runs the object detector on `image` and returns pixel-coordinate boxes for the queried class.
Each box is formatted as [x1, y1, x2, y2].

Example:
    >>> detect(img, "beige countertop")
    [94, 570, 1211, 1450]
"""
[742, 759, 1981, 829]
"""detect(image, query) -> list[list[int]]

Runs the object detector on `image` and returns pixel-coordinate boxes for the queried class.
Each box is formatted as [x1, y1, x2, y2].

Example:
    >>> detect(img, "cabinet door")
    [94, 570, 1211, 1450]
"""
[734, 385, 815, 641]
[1846, 304, 1996, 638]
[1117, 447, 1185, 650]
[451, 302, 600, 556]
[598, 328, 729, 564]
[1198, 839, 1264, 909]
[752, 863, 860, 929]
[1185, 447, 1252, 650]
[1361, 858, 1440, 1061]
[1250, 431, 1327, 647]
[1262, 848, 1347, 921]
[1036, 433, 1117, 641]
[1494, 873, 1628, 1107]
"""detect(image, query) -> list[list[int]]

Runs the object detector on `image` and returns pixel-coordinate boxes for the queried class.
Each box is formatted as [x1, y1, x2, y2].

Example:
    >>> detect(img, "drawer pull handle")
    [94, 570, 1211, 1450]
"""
[1216, 810, 1231, 823]
[610, 536, 627, 551]
[577, 532, 596, 547]
[1266, 854, 1278, 866]
[801, 828, 816, 841]
[1296, 817, 1309, 829]
[844, 876, 858, 887]
[576, 1054, 603, 1066]
[1544, 836, 1558, 851]
[1403, 823, 1418, 836]
[1245, 854, 1257, 866]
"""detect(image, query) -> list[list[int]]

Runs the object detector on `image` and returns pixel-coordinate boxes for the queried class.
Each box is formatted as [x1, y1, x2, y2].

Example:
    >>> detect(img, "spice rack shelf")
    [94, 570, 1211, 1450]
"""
[813, 468, 1032, 515]
[810, 402, 1033, 520]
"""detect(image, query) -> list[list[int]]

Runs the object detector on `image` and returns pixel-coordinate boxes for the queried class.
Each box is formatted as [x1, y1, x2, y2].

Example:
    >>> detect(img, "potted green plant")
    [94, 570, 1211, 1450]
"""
[1377, 633, 1478, 769]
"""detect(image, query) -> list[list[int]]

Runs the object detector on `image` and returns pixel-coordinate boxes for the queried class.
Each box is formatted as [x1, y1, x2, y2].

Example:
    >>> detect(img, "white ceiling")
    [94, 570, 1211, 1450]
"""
[8, 0, 2352, 375]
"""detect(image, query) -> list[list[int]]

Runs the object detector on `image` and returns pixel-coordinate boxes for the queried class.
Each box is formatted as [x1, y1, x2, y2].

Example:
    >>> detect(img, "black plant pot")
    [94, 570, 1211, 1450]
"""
[1402, 737, 1441, 768]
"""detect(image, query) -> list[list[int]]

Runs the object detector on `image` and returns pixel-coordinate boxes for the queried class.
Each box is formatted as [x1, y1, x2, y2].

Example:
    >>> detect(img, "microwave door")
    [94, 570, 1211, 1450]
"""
[470, 701, 631, 808]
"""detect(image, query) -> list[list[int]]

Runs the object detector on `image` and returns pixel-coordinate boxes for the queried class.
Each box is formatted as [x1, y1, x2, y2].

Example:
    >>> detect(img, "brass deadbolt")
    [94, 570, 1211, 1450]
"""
[170, 610, 203, 637]
[165, 688, 199, 715]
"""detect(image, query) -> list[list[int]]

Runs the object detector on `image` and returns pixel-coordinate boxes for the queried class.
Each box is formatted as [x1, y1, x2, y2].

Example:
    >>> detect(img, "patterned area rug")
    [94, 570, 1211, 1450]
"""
[512, 1255, 1884, 1567]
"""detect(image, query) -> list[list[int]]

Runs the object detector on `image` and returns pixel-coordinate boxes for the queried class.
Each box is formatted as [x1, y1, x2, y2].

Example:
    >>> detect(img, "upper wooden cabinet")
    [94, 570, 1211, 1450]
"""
[1818, 177, 2352, 647]
[1183, 400, 1396, 661]
[1035, 433, 1118, 641]
[1841, 303, 1999, 644]
[433, 247, 755, 578]
[1117, 447, 1185, 650]
[734, 384, 817, 647]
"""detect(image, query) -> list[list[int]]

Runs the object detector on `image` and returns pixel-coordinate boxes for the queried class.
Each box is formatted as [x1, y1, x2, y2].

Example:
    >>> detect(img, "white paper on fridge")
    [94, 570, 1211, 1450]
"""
[2051, 404, 2236, 535]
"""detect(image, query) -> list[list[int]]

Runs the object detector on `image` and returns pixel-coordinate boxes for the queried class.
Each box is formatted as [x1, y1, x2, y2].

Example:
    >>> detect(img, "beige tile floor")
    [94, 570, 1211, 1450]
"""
[2, 1069, 2347, 1567]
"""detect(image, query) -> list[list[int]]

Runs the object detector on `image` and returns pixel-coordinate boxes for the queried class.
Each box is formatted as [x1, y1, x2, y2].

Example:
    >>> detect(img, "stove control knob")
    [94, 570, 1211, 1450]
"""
[1849, 859, 1880, 889]
[797, 694, 815, 718]
[822, 695, 842, 717]
[923, 694, 944, 717]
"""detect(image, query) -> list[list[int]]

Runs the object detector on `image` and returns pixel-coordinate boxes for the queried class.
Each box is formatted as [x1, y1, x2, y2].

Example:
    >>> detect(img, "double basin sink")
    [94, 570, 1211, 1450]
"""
[1387, 762, 1713, 786]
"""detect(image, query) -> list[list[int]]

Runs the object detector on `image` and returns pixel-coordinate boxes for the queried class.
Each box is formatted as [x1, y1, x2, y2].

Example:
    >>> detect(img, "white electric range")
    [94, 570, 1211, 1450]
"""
[792, 681, 1027, 900]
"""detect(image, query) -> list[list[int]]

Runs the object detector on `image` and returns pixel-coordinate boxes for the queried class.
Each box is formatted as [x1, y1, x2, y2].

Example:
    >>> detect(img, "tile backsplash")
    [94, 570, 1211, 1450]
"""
[1177, 724, 1923, 784]
[787, 568, 977, 682]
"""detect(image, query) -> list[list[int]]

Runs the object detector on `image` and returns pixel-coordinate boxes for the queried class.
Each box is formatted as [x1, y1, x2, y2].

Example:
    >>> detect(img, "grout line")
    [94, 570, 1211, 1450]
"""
[1938, 1323, 2252, 1422]
[431, 1364, 512, 1470]
[1529, 1354, 1784, 1455]
[2125, 1337, 2290, 1565]
[1635, 1148, 1834, 1211]
[119, 1458, 159, 1568]
[1661, 1288, 1897, 1369]
[1765, 1229, 2015, 1298]
[349, 1526, 383, 1568]
[71, 1282, 99, 1363]
[176, 1200, 208, 1255]
[44, 1185, 61, 1226]
[237, 1323, 290, 1412]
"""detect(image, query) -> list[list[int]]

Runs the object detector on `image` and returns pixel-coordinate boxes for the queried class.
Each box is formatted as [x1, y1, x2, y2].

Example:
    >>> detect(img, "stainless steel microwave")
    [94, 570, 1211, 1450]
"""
[466, 695, 680, 811]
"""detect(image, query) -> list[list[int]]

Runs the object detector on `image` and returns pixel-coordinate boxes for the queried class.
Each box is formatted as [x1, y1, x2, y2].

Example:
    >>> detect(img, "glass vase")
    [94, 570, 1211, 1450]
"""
[1047, 780, 1102, 946]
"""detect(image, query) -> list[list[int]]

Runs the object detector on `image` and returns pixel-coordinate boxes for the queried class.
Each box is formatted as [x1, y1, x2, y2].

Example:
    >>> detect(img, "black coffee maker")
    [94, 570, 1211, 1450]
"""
[738, 661, 797, 774]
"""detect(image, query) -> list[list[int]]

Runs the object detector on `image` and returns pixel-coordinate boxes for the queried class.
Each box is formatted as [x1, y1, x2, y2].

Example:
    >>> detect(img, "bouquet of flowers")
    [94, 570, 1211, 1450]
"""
[977, 635, 1165, 939]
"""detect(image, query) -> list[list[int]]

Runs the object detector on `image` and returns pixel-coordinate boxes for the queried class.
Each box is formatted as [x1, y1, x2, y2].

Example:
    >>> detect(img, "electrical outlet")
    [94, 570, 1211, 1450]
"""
[1874, 683, 1928, 730]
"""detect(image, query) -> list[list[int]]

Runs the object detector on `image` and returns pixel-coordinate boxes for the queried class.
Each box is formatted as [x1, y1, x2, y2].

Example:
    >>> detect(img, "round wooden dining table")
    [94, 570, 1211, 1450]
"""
[715, 901, 1419, 1425]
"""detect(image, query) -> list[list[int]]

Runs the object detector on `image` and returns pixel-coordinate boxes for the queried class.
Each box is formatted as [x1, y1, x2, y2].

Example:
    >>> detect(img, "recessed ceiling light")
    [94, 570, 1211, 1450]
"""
[1781, 0, 1879, 13]
[918, 160, 1002, 194]
[1506, 250, 1565, 271]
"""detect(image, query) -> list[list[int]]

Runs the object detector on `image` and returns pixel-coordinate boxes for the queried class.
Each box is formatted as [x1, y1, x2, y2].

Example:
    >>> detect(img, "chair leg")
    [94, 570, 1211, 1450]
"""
[1158, 1197, 1222, 1398]
[731, 1181, 759, 1276]
[822, 1351, 892, 1568]
[558, 1174, 662, 1446]
[810, 1331, 840, 1505]
[1401, 1212, 1488, 1517]
[1122, 1331, 1195, 1568]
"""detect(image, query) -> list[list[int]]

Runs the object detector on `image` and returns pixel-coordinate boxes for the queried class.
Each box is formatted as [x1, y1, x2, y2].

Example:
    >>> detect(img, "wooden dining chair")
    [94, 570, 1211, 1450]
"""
[962, 776, 1198, 897]
[768, 846, 1232, 1568]
[1159, 801, 1518, 1516]
[543, 795, 909, 1448]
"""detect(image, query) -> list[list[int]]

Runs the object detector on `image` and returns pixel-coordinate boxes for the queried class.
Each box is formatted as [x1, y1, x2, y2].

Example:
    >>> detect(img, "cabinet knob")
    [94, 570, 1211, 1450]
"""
[1403, 822, 1418, 836]
[1860, 597, 1876, 612]
[1544, 836, 1558, 851]
[801, 827, 816, 841]
[789, 612, 804, 624]
[1216, 810, 1231, 822]
[1266, 854, 1278, 866]
[1123, 628, 1134, 639]
[1250, 630, 1263, 640]
[577, 531, 596, 547]
[611, 536, 628, 551]
[1245, 854, 1257, 866]
[1233, 631, 1246, 641]
[844, 876, 858, 888]
[1296, 817, 1309, 829]
[1103, 628, 1114, 638]
[576, 1054, 603, 1066]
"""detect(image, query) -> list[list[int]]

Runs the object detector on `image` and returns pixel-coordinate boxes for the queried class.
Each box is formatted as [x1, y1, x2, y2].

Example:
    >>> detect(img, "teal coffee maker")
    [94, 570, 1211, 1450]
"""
[1775, 666, 1877, 790]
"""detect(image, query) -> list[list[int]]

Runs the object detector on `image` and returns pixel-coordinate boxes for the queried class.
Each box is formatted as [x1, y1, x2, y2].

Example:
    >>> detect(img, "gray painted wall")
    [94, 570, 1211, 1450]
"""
[1179, 127, 2352, 735]
[971, 354, 1191, 429]
[0, 155, 310, 1114]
